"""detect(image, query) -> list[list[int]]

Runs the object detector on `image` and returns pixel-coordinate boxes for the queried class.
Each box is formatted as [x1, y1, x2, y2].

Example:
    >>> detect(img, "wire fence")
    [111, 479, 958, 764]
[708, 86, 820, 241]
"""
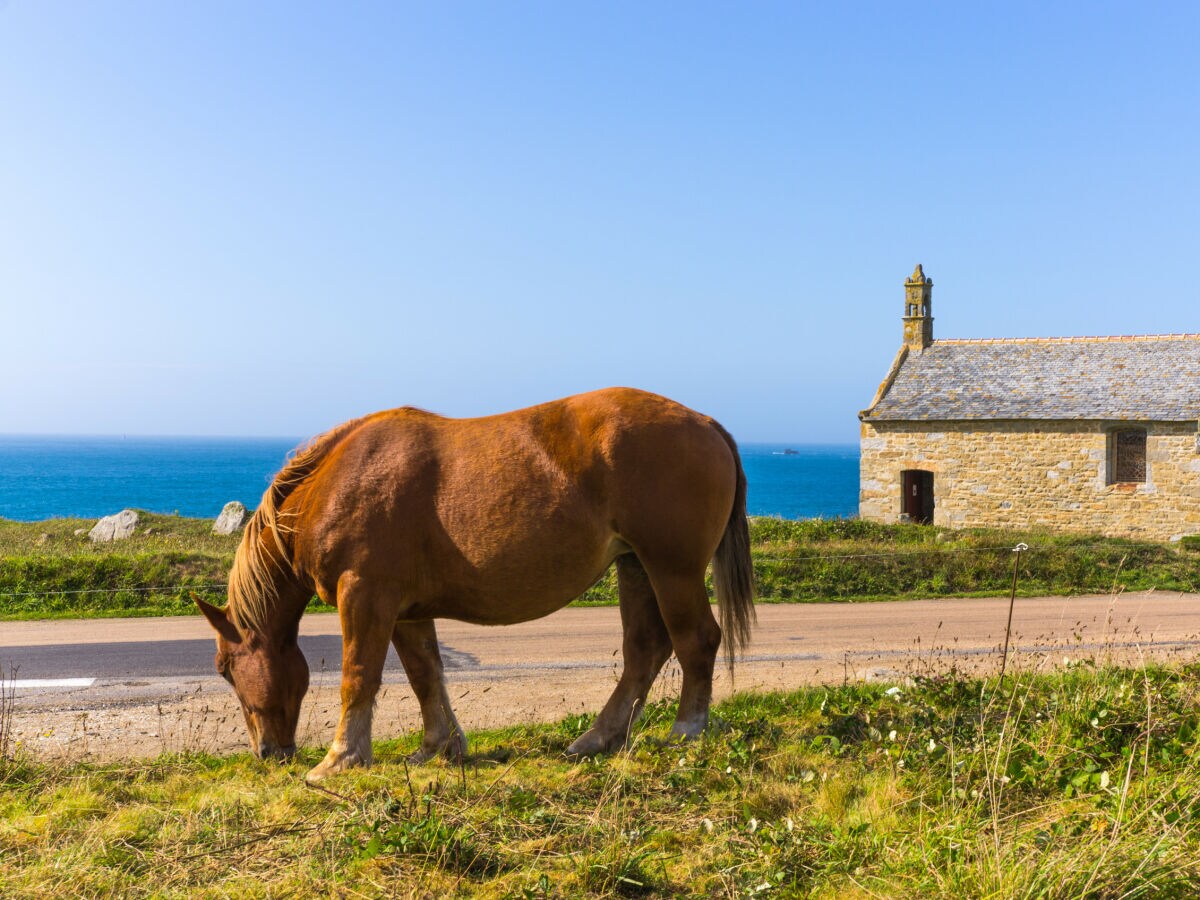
[0, 583, 228, 600]
[0, 545, 1021, 601]
[1, 537, 1191, 603]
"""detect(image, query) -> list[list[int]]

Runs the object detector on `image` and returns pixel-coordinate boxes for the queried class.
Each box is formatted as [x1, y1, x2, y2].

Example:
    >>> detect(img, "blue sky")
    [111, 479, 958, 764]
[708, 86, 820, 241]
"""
[2, 2, 1197, 442]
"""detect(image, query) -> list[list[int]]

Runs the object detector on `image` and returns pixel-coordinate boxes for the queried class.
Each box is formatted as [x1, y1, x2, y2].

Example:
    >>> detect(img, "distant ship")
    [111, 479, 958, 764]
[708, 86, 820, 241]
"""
[772, 448, 801, 456]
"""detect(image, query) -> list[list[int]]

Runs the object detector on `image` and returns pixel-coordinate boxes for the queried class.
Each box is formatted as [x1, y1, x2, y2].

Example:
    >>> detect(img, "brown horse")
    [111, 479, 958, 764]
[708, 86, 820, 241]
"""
[195, 387, 755, 782]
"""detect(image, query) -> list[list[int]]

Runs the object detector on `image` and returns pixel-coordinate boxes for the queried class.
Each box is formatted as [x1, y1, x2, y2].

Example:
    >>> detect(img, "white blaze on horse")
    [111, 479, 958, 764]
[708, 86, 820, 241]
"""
[196, 387, 755, 782]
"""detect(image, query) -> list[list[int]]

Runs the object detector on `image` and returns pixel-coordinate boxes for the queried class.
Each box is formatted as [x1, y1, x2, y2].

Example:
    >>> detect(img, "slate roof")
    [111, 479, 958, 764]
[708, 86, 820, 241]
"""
[863, 335, 1200, 422]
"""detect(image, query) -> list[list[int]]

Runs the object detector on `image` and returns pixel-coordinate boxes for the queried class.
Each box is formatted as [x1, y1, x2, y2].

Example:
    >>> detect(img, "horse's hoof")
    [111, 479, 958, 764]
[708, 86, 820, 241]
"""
[407, 729, 467, 765]
[406, 747, 436, 765]
[566, 730, 623, 758]
[668, 720, 708, 741]
[305, 763, 336, 783]
[306, 749, 370, 782]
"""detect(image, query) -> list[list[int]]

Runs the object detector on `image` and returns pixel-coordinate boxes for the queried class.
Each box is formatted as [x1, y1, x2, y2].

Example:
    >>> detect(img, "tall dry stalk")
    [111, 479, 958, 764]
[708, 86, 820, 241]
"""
[0, 663, 16, 767]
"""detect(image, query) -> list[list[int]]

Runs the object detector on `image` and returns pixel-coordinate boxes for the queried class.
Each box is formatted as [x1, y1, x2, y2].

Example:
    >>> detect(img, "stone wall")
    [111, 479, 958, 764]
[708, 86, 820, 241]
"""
[859, 420, 1200, 541]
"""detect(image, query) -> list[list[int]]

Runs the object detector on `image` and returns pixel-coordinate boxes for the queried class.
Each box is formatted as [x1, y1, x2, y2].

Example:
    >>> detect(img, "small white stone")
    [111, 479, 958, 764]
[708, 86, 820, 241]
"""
[213, 501, 250, 535]
[89, 510, 139, 543]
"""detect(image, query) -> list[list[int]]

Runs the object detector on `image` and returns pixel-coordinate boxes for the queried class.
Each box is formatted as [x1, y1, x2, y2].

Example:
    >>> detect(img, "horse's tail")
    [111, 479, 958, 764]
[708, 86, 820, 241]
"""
[227, 416, 365, 632]
[711, 422, 756, 673]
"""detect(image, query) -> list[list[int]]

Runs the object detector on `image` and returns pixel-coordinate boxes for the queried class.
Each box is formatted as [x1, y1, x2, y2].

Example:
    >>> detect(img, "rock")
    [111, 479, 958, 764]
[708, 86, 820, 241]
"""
[73, 528, 86, 536]
[859, 666, 913, 686]
[37, 532, 50, 545]
[213, 501, 249, 535]
[89, 509, 139, 543]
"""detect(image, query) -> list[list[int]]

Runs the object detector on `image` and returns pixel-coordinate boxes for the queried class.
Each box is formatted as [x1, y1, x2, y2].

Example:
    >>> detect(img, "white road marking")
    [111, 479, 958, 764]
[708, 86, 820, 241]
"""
[4, 677, 96, 689]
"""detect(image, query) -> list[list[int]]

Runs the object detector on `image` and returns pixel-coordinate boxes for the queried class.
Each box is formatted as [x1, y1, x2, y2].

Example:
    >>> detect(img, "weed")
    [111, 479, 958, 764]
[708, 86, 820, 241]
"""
[4, 666, 1200, 895]
[6, 514, 1199, 619]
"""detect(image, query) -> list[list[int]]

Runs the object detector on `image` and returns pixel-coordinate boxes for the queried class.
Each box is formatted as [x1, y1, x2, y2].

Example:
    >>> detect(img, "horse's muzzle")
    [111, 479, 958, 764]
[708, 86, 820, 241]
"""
[256, 743, 297, 761]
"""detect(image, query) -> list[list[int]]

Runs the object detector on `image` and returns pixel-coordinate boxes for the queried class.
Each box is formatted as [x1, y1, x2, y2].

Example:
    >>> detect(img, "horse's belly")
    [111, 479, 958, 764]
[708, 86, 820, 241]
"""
[420, 533, 627, 626]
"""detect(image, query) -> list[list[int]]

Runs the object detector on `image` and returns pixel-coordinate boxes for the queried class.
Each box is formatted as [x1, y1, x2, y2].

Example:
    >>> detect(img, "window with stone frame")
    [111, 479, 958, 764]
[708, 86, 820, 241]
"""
[1108, 428, 1147, 484]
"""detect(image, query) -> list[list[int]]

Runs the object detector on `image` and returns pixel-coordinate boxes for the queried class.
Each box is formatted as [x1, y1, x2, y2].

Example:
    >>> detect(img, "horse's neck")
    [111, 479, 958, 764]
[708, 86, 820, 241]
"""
[240, 523, 311, 641]
[258, 577, 310, 644]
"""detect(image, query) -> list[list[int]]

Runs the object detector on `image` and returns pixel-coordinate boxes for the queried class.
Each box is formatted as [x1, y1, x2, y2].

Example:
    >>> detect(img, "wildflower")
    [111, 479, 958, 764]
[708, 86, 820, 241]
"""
[885, 686, 902, 697]
[928, 738, 937, 752]
[1099, 771, 1110, 790]
[748, 818, 758, 834]
[701, 818, 714, 834]
[889, 730, 897, 741]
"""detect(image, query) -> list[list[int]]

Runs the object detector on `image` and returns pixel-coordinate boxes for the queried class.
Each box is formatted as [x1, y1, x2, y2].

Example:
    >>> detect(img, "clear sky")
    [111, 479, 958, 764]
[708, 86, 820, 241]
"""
[2, 2, 1197, 443]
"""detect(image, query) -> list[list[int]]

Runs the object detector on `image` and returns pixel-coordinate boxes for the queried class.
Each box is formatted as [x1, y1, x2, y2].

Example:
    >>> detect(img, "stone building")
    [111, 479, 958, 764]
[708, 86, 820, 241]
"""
[858, 265, 1200, 541]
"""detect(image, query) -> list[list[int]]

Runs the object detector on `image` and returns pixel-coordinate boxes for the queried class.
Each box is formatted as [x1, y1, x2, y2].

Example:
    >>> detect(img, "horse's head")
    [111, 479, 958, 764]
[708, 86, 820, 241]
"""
[195, 597, 309, 760]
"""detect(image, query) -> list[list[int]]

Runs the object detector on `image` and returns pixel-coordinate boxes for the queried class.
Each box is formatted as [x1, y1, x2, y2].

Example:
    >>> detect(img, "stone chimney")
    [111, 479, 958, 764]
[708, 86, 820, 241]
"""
[902, 263, 933, 350]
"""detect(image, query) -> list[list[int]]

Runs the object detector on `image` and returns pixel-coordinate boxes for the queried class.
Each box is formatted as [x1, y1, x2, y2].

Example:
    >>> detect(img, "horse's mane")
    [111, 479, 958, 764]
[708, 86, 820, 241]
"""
[227, 417, 366, 633]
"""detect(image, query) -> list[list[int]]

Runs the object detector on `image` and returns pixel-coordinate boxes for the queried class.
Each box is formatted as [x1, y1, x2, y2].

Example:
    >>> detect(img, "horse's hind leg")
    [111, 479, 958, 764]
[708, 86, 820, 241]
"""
[392, 619, 466, 764]
[307, 572, 395, 783]
[641, 565, 721, 740]
[567, 555, 673, 756]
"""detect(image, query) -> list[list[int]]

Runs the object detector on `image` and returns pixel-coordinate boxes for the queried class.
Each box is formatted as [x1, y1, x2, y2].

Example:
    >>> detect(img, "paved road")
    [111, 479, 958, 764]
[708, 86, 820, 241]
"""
[4, 591, 1198, 760]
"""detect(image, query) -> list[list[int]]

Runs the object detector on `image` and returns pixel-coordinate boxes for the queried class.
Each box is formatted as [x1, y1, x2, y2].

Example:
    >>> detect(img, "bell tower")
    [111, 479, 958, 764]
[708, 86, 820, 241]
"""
[902, 263, 933, 350]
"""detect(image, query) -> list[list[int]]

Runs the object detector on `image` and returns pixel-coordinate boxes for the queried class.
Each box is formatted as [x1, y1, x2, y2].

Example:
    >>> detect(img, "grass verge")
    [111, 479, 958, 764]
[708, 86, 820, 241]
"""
[2, 663, 1200, 897]
[2, 514, 1199, 619]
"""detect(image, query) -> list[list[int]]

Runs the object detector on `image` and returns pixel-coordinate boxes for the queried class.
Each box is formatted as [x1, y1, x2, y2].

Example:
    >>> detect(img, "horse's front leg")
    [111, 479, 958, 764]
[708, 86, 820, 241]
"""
[392, 619, 466, 763]
[307, 572, 396, 783]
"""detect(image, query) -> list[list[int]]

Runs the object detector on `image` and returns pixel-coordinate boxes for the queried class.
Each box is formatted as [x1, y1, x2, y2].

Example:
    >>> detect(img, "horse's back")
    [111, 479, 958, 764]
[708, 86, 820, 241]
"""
[294, 388, 739, 620]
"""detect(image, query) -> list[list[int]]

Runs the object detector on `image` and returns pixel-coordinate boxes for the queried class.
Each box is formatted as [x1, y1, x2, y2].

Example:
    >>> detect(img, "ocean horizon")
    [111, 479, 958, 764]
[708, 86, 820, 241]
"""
[0, 435, 860, 523]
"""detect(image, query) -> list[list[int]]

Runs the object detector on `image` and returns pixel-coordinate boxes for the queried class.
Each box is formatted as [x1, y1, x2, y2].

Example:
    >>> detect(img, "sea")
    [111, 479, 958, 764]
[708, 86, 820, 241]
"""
[0, 436, 860, 522]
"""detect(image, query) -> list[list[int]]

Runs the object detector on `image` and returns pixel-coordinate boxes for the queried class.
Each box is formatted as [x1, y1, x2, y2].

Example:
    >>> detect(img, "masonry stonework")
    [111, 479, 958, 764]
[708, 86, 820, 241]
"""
[859, 419, 1200, 541]
[860, 268, 1200, 540]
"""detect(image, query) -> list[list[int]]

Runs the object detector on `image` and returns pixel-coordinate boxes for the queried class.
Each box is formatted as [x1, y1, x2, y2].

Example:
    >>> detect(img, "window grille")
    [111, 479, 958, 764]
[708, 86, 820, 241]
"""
[1110, 429, 1147, 484]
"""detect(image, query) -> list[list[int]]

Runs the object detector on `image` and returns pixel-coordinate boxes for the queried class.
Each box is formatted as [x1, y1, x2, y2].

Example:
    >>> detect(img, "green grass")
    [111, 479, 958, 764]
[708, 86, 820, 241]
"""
[2, 514, 1198, 620]
[3, 664, 1200, 897]
[581, 517, 1200, 605]
[0, 513, 239, 619]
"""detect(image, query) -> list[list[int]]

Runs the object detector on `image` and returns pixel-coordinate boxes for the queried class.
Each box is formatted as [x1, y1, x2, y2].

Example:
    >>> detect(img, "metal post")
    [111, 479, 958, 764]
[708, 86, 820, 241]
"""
[999, 543, 1028, 680]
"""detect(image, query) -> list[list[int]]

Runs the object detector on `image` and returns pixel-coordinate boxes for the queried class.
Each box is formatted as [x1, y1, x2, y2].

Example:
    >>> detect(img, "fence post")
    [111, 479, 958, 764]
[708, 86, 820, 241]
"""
[998, 543, 1028, 679]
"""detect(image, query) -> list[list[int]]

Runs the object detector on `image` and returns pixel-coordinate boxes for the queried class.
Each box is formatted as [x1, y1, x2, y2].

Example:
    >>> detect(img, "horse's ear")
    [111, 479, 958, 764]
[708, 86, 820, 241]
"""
[194, 594, 242, 644]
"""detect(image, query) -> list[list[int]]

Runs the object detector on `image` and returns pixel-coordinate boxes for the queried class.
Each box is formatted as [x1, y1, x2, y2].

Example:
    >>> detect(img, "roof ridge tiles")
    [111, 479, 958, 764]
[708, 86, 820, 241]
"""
[935, 334, 1200, 345]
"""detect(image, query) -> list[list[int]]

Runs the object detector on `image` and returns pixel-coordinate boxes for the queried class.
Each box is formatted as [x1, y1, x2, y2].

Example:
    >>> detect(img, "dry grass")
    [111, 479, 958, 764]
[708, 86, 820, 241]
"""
[3, 663, 1200, 897]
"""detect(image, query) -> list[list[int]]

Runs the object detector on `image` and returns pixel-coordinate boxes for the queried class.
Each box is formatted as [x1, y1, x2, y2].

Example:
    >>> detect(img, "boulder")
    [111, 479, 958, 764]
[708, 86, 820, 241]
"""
[89, 509, 139, 543]
[213, 501, 249, 535]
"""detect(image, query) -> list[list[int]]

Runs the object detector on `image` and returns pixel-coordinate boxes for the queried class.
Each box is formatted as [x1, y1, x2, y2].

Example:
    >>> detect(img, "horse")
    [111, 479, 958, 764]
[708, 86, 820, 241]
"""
[195, 387, 755, 782]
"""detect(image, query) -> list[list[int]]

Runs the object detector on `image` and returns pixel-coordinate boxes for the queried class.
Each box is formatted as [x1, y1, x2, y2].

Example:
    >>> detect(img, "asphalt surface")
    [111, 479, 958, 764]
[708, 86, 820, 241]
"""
[4, 591, 1199, 760]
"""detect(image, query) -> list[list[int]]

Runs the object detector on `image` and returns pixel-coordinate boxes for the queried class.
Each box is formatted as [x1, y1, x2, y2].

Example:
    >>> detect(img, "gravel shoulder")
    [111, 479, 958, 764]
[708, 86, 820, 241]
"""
[5, 591, 1199, 761]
